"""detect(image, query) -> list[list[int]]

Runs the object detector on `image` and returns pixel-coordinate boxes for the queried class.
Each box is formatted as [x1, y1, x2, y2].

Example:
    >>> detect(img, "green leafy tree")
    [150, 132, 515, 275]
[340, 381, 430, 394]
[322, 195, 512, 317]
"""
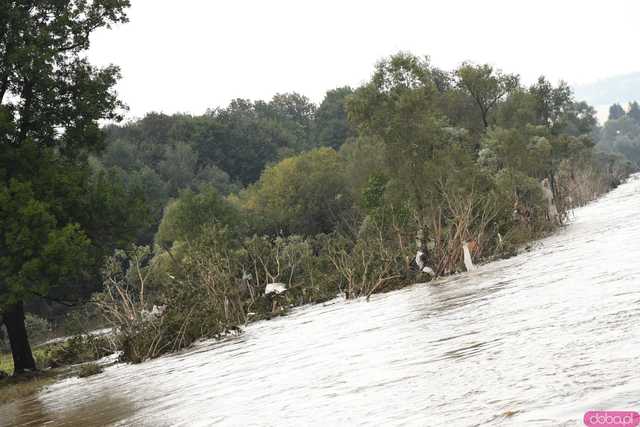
[493, 88, 537, 130]
[261, 92, 317, 153]
[479, 126, 552, 178]
[627, 101, 640, 124]
[0, 0, 131, 374]
[347, 52, 448, 213]
[455, 63, 519, 129]
[339, 136, 387, 208]
[597, 114, 640, 166]
[558, 101, 597, 137]
[315, 87, 355, 149]
[157, 142, 199, 195]
[529, 77, 572, 130]
[608, 103, 626, 121]
[239, 148, 352, 236]
[205, 99, 281, 184]
[156, 186, 239, 248]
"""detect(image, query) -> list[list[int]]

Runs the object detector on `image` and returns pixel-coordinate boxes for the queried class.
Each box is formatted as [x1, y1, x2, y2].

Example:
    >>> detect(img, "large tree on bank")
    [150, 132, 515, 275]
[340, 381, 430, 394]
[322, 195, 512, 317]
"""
[0, 0, 132, 374]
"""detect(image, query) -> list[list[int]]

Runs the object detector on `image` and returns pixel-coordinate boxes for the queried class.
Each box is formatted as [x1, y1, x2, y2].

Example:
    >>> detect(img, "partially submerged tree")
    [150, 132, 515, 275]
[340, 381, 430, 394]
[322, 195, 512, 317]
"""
[0, 0, 132, 374]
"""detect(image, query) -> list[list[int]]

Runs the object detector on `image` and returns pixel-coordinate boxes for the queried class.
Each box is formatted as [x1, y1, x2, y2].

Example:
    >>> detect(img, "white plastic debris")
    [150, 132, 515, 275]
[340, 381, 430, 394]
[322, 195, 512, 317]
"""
[151, 305, 167, 317]
[421, 266, 435, 275]
[415, 251, 435, 276]
[541, 178, 560, 224]
[265, 283, 287, 295]
[141, 305, 167, 322]
[462, 242, 477, 272]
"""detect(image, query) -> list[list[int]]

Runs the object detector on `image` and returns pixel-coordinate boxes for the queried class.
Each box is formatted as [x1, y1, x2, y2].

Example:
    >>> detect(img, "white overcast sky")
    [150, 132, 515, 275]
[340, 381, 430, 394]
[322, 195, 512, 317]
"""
[88, 0, 640, 119]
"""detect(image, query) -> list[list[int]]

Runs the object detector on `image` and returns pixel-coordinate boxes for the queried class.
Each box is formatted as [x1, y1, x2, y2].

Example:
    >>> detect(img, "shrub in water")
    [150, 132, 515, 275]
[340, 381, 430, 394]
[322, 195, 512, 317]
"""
[78, 362, 103, 378]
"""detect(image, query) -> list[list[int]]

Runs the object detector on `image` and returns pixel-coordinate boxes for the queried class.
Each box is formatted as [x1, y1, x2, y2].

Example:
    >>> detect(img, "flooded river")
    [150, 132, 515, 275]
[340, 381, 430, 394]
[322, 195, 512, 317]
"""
[2, 176, 640, 426]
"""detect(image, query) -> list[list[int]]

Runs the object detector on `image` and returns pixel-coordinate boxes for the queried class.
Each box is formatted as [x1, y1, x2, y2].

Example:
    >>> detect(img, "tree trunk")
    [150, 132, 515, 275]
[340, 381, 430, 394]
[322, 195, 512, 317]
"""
[481, 111, 489, 129]
[549, 173, 558, 199]
[2, 301, 37, 374]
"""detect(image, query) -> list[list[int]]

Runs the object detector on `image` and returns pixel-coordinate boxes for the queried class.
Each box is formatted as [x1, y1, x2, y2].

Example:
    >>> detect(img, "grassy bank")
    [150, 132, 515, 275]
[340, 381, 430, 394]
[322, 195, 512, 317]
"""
[0, 174, 631, 405]
[0, 352, 12, 374]
[0, 334, 115, 405]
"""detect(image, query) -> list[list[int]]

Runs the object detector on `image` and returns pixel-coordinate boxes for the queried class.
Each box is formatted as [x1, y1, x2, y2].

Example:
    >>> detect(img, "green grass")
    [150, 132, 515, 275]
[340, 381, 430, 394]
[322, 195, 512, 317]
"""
[0, 352, 13, 374]
[0, 348, 56, 375]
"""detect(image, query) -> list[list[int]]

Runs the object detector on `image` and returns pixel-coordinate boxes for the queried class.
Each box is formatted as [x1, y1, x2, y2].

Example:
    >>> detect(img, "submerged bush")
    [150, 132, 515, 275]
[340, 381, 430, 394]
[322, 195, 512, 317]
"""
[77, 362, 104, 378]
[97, 234, 249, 363]
[326, 228, 407, 300]
[83, 53, 635, 368]
[45, 335, 115, 368]
[96, 245, 181, 363]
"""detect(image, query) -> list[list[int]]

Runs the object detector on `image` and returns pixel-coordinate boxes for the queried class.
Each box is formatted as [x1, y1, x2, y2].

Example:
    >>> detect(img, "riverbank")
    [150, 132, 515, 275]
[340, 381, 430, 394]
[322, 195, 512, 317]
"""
[2, 174, 633, 407]
[3, 173, 639, 426]
[0, 332, 116, 404]
[0, 371, 60, 406]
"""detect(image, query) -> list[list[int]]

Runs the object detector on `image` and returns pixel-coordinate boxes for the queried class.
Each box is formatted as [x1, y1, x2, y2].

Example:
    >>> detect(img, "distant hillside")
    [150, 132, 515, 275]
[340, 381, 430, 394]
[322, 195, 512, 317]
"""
[573, 73, 640, 106]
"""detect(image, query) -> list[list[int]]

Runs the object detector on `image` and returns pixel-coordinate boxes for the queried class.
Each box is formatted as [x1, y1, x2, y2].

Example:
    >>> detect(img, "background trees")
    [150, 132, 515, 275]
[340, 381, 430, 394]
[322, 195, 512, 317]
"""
[156, 186, 239, 248]
[2, 21, 635, 372]
[609, 103, 625, 120]
[596, 102, 640, 167]
[238, 148, 352, 236]
[315, 87, 355, 150]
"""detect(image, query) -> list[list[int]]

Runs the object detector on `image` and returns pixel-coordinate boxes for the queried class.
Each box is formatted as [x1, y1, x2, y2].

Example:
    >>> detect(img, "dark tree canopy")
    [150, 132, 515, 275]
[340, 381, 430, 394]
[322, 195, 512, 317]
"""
[609, 103, 626, 121]
[0, 0, 134, 374]
[315, 87, 355, 150]
[627, 101, 640, 124]
[598, 101, 640, 166]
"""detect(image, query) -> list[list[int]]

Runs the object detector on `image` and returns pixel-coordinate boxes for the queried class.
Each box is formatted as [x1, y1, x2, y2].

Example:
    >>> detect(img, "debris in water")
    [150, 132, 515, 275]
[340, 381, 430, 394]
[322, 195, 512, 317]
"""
[265, 283, 287, 295]
[415, 251, 435, 276]
[462, 241, 477, 272]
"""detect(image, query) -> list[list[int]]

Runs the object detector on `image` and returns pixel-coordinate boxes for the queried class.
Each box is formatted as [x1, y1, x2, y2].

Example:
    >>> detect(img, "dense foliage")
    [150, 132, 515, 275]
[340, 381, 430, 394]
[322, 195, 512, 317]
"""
[1, 1, 635, 374]
[0, 0, 142, 374]
[95, 90, 355, 242]
[88, 54, 634, 365]
[597, 101, 640, 167]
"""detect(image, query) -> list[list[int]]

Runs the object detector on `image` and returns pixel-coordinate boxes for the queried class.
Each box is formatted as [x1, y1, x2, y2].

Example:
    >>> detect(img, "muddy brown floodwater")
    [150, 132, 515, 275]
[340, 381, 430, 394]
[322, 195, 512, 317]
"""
[2, 176, 640, 427]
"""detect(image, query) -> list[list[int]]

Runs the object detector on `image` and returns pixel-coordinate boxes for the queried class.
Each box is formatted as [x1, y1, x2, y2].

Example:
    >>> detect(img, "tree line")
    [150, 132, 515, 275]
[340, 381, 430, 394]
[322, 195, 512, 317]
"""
[598, 102, 640, 166]
[0, 1, 635, 375]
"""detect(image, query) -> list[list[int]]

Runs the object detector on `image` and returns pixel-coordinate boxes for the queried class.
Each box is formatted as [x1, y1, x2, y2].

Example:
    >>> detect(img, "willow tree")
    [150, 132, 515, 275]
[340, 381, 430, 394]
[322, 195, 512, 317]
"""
[0, 1, 131, 374]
